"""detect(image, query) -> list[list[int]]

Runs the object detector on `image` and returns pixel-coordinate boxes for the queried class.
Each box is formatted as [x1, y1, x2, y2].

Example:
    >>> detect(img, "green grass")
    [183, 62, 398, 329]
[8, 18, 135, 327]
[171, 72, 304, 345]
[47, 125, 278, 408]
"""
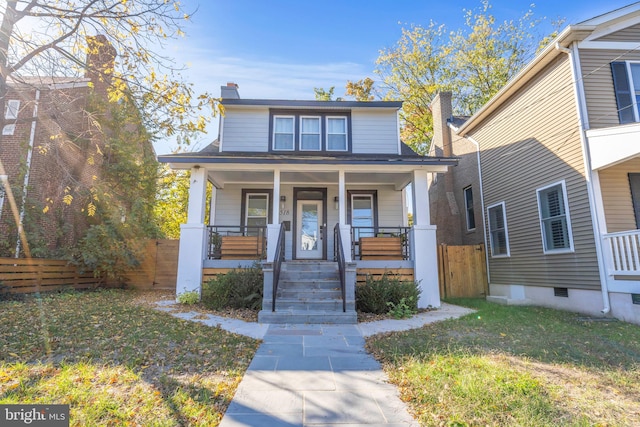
[0, 289, 260, 426]
[366, 298, 640, 426]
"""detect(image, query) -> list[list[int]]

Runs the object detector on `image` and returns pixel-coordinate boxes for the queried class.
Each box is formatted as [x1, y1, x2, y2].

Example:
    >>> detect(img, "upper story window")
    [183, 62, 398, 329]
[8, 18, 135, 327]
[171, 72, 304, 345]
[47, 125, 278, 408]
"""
[273, 116, 295, 150]
[611, 61, 640, 124]
[270, 110, 351, 152]
[2, 99, 20, 136]
[536, 181, 574, 254]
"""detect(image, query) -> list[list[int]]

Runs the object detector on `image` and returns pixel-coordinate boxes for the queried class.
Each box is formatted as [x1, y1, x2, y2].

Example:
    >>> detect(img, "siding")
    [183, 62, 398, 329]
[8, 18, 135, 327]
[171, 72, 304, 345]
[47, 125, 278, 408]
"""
[351, 109, 399, 154]
[468, 54, 601, 290]
[598, 157, 640, 232]
[595, 24, 640, 41]
[221, 108, 269, 152]
[580, 49, 640, 129]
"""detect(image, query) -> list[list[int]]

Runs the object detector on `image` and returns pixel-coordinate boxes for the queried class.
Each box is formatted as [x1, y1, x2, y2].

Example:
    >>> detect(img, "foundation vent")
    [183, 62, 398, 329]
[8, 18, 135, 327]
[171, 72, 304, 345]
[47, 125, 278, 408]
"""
[554, 287, 569, 298]
[632, 294, 640, 305]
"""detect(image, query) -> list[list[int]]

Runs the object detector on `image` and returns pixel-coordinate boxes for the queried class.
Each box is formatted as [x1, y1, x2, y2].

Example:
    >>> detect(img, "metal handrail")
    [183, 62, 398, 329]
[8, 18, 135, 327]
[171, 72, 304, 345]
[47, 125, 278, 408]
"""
[334, 224, 346, 313]
[272, 223, 286, 312]
[206, 225, 267, 260]
[350, 226, 411, 260]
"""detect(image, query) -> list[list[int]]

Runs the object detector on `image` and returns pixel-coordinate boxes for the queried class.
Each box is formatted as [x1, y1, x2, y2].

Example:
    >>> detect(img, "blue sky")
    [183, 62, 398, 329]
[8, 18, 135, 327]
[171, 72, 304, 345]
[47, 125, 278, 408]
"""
[157, 0, 636, 154]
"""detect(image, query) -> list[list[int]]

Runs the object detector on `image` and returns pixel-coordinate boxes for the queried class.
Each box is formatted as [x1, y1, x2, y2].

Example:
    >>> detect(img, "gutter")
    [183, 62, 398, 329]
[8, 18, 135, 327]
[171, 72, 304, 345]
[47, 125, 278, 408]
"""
[556, 42, 611, 314]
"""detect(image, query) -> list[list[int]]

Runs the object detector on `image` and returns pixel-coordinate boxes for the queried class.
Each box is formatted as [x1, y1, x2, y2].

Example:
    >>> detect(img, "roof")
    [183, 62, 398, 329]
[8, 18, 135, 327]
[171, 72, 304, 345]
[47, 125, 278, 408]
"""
[221, 98, 403, 110]
[455, 3, 640, 135]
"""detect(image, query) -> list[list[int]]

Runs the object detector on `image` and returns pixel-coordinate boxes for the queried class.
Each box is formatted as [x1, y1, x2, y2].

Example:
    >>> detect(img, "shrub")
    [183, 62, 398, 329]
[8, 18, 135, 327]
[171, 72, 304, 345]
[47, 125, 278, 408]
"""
[202, 263, 263, 310]
[177, 289, 199, 305]
[356, 273, 421, 315]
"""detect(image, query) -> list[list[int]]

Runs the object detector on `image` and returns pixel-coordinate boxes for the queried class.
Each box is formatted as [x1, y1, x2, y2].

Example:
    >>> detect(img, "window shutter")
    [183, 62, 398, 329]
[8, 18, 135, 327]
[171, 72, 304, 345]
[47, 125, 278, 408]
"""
[611, 62, 635, 124]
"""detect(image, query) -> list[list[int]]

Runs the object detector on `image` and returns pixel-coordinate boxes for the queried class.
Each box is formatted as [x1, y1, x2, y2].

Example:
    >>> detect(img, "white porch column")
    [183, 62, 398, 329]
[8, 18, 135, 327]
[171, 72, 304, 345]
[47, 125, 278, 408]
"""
[266, 169, 281, 261]
[411, 169, 440, 308]
[338, 169, 346, 225]
[176, 166, 207, 299]
[208, 186, 217, 226]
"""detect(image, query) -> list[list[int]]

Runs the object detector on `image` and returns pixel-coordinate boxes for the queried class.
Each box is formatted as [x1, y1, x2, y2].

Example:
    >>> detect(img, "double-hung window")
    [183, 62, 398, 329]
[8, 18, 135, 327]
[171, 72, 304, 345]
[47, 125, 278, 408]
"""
[273, 116, 294, 150]
[242, 190, 272, 236]
[537, 181, 573, 253]
[327, 117, 347, 151]
[611, 61, 640, 123]
[463, 186, 476, 231]
[3, 99, 20, 136]
[487, 202, 509, 257]
[300, 116, 321, 150]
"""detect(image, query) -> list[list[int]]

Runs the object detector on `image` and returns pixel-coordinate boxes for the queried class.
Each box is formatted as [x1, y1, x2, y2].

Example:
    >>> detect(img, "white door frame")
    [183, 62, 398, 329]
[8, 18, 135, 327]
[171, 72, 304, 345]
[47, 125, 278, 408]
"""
[296, 199, 323, 259]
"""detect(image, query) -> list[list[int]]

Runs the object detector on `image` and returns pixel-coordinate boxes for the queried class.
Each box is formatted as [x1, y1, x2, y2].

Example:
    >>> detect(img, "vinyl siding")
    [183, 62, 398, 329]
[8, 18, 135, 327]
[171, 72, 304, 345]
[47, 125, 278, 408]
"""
[221, 108, 269, 152]
[468, 54, 601, 290]
[598, 157, 640, 232]
[580, 49, 640, 129]
[595, 24, 640, 41]
[351, 109, 399, 154]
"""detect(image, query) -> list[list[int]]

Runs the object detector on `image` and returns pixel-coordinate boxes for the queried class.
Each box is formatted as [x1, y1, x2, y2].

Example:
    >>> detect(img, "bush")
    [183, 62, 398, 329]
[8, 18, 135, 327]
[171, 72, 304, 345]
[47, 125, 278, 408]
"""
[202, 263, 263, 310]
[356, 273, 421, 315]
[177, 289, 199, 305]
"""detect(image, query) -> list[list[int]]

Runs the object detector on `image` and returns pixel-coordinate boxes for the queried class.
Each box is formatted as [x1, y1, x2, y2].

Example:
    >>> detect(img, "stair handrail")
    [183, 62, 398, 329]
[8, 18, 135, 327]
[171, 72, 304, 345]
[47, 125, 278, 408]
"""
[272, 222, 286, 312]
[334, 223, 346, 313]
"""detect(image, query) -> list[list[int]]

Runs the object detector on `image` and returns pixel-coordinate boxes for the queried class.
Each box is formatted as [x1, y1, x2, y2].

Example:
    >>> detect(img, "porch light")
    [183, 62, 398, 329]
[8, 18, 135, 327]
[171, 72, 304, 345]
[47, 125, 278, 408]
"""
[280, 195, 286, 210]
[334, 196, 339, 210]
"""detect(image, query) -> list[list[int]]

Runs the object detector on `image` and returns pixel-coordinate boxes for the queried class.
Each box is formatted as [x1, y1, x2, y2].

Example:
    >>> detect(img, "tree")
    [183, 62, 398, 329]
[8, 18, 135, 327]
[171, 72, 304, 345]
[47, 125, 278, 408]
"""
[375, 0, 553, 154]
[314, 86, 343, 101]
[345, 77, 375, 101]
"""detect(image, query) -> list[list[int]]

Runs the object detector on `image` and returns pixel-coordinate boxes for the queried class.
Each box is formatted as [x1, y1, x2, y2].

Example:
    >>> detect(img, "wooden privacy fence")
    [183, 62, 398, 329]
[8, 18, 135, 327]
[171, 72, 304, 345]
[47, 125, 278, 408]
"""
[120, 239, 179, 290]
[0, 258, 100, 294]
[438, 243, 488, 298]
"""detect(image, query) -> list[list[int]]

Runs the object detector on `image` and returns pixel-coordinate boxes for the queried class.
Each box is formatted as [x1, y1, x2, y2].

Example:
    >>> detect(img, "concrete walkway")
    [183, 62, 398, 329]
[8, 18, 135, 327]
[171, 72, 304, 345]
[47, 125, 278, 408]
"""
[155, 302, 474, 426]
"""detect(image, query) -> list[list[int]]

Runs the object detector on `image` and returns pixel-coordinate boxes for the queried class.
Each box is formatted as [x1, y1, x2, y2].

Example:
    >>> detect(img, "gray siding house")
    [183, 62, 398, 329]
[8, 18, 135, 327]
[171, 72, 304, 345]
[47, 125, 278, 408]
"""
[431, 3, 640, 325]
[160, 84, 457, 323]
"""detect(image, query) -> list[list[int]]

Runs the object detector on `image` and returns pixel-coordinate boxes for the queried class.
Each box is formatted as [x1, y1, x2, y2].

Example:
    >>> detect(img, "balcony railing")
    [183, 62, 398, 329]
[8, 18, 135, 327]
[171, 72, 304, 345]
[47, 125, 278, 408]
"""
[603, 229, 640, 275]
[350, 226, 411, 260]
[207, 225, 267, 260]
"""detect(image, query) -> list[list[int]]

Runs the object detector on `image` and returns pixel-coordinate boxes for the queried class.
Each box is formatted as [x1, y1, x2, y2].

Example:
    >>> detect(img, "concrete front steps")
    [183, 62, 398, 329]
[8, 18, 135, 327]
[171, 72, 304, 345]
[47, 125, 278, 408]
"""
[258, 261, 357, 324]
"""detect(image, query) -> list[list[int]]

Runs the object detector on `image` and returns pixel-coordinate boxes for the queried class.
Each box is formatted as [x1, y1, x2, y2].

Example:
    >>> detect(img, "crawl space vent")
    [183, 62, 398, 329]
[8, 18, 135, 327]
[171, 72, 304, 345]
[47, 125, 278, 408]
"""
[632, 294, 640, 305]
[554, 287, 569, 298]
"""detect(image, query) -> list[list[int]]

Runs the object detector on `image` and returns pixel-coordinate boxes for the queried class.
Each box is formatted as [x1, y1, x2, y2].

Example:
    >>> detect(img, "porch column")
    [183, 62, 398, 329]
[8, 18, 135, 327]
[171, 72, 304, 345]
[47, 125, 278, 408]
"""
[208, 185, 217, 226]
[266, 169, 281, 261]
[411, 169, 440, 308]
[338, 169, 351, 261]
[176, 166, 207, 299]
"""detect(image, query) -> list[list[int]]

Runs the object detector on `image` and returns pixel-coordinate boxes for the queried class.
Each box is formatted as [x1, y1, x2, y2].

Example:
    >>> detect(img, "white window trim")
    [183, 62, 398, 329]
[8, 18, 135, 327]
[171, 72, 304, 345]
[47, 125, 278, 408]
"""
[5, 100, 20, 120]
[536, 180, 575, 254]
[487, 201, 510, 258]
[2, 124, 16, 136]
[272, 115, 295, 151]
[625, 61, 640, 122]
[245, 192, 270, 228]
[326, 116, 348, 152]
[300, 116, 321, 151]
[463, 186, 476, 231]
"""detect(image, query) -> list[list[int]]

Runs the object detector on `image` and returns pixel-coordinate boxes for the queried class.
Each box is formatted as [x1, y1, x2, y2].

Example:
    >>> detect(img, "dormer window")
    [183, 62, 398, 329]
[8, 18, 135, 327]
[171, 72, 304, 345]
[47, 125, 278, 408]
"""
[270, 110, 351, 152]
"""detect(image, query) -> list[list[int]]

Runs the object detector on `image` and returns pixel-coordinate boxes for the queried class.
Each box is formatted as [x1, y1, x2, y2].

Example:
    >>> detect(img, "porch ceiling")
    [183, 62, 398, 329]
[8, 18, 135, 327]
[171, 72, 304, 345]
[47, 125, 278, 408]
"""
[206, 169, 416, 189]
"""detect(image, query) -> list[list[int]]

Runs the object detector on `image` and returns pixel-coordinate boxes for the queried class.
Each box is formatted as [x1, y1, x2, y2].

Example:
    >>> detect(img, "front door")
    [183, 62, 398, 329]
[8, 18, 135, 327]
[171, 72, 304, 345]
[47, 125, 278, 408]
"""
[296, 200, 323, 259]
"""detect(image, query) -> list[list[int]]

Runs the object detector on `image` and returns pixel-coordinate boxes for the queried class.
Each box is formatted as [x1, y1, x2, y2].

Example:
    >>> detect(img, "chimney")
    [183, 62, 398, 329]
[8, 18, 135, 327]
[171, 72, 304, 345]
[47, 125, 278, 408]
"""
[221, 82, 240, 99]
[85, 35, 116, 94]
[430, 92, 453, 157]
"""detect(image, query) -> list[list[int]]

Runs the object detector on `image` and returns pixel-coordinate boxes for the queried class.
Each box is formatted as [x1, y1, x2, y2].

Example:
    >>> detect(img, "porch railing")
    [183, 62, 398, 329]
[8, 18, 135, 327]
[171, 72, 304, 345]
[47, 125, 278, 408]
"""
[350, 226, 411, 260]
[333, 224, 346, 312]
[603, 230, 640, 275]
[272, 223, 286, 312]
[206, 225, 267, 260]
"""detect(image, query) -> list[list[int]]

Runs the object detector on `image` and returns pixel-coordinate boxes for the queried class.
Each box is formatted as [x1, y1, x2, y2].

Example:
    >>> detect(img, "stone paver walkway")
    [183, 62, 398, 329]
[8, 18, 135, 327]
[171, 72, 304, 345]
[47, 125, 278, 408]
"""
[154, 302, 474, 426]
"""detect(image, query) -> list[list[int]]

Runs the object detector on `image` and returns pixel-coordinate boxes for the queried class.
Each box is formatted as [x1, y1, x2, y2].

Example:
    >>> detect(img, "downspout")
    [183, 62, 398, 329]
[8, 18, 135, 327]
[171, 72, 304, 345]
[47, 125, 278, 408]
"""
[15, 89, 39, 258]
[556, 42, 611, 314]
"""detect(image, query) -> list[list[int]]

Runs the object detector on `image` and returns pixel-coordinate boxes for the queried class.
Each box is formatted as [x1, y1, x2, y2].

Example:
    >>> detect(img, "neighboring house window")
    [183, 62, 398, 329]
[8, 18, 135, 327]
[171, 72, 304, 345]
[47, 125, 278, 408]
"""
[300, 116, 321, 150]
[611, 61, 640, 123]
[2, 99, 19, 135]
[327, 117, 347, 151]
[536, 181, 574, 253]
[241, 189, 273, 236]
[487, 202, 509, 257]
[629, 173, 640, 229]
[273, 116, 295, 150]
[0, 187, 5, 221]
[464, 186, 476, 231]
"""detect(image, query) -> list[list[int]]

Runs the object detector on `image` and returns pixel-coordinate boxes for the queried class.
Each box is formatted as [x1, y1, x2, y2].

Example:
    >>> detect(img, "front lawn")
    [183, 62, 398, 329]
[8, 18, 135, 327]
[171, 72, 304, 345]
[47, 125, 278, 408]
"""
[366, 299, 640, 426]
[0, 289, 260, 426]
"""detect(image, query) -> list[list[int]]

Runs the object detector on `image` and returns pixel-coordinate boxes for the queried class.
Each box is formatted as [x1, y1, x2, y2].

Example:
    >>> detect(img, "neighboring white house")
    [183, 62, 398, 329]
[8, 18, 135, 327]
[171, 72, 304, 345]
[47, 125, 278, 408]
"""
[159, 83, 458, 323]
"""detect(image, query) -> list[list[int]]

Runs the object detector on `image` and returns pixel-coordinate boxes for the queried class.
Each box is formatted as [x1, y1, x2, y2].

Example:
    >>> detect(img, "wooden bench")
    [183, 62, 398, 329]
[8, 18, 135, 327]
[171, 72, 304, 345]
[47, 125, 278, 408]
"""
[359, 237, 404, 260]
[220, 236, 265, 259]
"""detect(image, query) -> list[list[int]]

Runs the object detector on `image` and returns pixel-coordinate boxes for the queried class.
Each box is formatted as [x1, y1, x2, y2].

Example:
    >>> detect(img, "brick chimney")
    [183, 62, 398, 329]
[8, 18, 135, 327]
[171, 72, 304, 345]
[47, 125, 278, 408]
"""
[84, 35, 116, 94]
[220, 82, 240, 99]
[430, 92, 453, 157]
